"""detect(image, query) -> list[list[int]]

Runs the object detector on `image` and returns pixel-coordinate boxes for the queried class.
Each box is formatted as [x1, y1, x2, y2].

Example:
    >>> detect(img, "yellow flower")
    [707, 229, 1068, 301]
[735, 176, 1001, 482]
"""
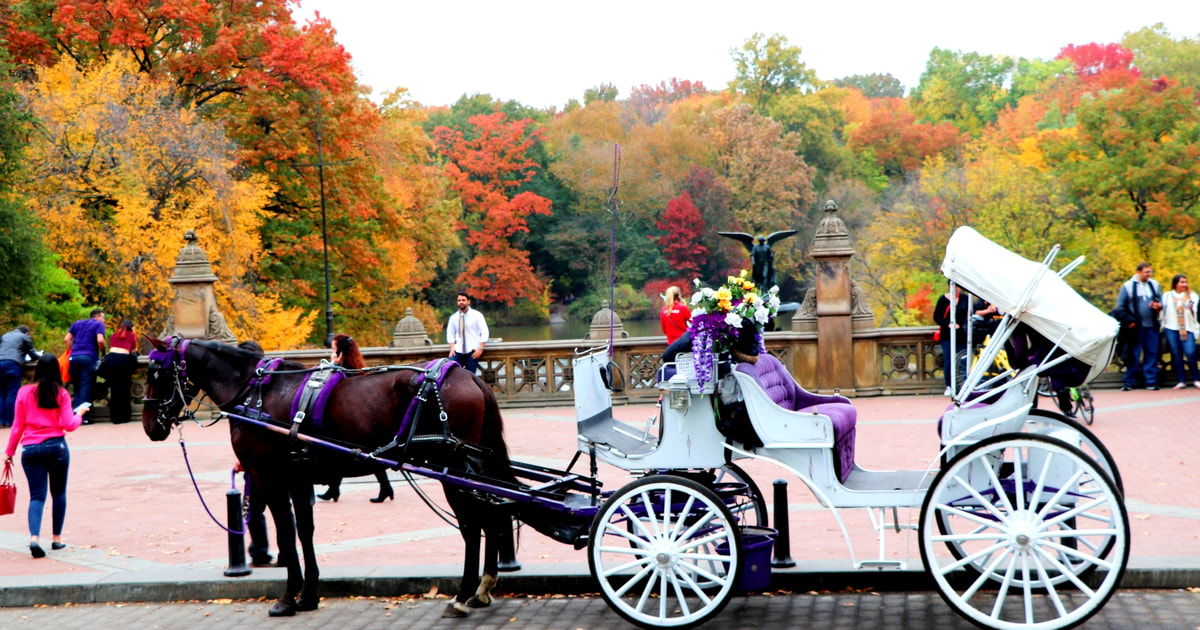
[742, 280, 755, 291]
[739, 269, 749, 279]
[727, 275, 738, 285]
[715, 287, 732, 301]
[744, 293, 756, 304]
[718, 299, 732, 311]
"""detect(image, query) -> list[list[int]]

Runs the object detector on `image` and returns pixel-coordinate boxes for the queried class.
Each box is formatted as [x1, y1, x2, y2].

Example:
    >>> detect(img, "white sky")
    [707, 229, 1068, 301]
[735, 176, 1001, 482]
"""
[292, 0, 1199, 109]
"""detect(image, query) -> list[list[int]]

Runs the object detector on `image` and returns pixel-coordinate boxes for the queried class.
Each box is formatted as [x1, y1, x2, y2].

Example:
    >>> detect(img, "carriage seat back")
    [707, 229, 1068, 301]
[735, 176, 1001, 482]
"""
[734, 354, 858, 483]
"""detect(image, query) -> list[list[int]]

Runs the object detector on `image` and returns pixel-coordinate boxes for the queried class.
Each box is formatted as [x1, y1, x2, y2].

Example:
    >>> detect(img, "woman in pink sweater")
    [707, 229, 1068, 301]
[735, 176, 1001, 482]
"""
[4, 353, 84, 558]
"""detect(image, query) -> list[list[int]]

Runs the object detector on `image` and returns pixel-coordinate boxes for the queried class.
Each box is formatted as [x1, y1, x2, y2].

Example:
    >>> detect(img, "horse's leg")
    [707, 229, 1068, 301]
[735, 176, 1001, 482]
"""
[443, 489, 482, 618]
[265, 489, 301, 617]
[292, 482, 321, 611]
[467, 505, 503, 609]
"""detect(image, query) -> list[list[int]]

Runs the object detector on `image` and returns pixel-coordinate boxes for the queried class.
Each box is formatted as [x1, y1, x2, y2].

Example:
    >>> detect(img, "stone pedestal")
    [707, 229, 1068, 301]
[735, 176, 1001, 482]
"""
[160, 230, 237, 343]
[391, 308, 432, 347]
[807, 200, 875, 394]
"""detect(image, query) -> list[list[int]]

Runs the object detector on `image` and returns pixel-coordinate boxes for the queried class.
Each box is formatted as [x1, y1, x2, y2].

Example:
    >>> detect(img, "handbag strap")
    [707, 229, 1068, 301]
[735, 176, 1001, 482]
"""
[1, 461, 13, 485]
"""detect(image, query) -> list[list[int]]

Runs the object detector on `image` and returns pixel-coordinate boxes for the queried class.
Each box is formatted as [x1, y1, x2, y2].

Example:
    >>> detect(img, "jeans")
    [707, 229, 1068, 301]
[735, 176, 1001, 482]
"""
[68, 355, 98, 410]
[1165, 330, 1200, 385]
[20, 437, 70, 538]
[0, 359, 22, 426]
[451, 351, 479, 375]
[1123, 327, 1161, 388]
[244, 473, 270, 563]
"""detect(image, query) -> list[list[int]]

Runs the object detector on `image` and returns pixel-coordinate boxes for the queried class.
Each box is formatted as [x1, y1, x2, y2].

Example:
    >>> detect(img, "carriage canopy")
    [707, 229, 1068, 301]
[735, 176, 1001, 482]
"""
[941, 226, 1118, 382]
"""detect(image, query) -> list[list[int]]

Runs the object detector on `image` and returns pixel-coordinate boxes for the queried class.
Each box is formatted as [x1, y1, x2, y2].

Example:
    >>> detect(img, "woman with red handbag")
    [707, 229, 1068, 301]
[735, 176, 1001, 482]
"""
[4, 353, 85, 558]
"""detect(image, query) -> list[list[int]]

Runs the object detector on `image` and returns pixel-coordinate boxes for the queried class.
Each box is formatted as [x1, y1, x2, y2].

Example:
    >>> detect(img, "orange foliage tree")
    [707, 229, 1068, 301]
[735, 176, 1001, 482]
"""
[848, 97, 963, 177]
[434, 113, 553, 306]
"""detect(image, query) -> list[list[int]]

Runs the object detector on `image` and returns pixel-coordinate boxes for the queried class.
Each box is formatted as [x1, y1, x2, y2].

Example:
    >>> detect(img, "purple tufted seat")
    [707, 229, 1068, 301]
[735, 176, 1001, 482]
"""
[735, 354, 858, 483]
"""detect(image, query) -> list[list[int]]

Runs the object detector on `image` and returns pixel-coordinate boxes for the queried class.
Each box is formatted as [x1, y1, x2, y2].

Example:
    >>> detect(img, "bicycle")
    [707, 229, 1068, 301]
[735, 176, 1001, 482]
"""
[1037, 377, 1096, 425]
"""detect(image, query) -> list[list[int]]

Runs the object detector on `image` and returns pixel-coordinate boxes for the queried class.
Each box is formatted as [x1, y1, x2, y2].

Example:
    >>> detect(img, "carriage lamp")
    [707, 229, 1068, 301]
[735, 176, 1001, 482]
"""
[669, 388, 690, 411]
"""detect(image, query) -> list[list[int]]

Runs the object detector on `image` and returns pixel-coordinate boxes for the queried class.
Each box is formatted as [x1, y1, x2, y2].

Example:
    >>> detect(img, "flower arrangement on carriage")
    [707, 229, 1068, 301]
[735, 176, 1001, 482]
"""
[688, 270, 781, 387]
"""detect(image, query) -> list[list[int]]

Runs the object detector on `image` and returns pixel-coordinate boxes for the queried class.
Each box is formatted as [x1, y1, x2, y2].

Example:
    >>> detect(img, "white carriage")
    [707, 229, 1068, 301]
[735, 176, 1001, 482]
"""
[573, 227, 1128, 630]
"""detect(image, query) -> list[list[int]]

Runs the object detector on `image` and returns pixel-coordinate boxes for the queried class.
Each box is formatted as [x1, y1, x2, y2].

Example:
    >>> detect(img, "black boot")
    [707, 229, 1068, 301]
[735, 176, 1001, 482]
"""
[370, 475, 394, 503]
[317, 480, 340, 502]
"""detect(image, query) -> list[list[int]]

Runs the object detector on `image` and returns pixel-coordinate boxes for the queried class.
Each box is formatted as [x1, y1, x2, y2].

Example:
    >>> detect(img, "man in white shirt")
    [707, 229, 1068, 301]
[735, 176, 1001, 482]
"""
[446, 292, 489, 375]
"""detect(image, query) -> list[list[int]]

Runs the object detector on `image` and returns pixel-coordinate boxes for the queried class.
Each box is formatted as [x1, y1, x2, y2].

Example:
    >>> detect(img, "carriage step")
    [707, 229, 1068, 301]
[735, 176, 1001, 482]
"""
[856, 560, 905, 570]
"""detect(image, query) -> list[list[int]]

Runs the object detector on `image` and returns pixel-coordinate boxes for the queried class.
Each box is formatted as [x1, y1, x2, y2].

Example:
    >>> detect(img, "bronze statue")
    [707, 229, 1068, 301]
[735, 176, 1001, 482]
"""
[718, 230, 797, 290]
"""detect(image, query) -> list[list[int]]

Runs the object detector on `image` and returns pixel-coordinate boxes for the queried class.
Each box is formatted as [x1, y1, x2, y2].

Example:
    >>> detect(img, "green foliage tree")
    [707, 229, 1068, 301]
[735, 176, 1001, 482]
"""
[729, 33, 820, 112]
[1123, 23, 1200, 90]
[833, 73, 905, 98]
[0, 52, 46, 327]
[910, 48, 1017, 134]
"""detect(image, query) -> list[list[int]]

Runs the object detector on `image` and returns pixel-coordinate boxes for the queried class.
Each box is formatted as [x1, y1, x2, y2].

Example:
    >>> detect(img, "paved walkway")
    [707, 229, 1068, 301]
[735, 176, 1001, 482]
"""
[1, 388, 1198, 608]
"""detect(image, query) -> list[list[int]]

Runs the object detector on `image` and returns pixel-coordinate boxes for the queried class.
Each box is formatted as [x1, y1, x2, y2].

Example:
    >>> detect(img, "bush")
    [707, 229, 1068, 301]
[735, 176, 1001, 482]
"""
[567, 284, 653, 322]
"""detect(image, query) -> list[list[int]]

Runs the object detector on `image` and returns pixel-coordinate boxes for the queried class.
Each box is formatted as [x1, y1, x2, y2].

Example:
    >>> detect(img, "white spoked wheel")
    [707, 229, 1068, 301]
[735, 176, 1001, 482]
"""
[712, 463, 768, 528]
[1022, 409, 1122, 493]
[588, 475, 741, 629]
[920, 434, 1129, 630]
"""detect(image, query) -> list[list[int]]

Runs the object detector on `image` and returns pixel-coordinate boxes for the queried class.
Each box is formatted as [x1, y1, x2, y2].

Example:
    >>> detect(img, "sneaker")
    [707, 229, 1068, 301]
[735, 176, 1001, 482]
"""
[1120, 385, 1133, 391]
[1147, 385, 1159, 391]
[1194, 382, 1200, 389]
[943, 387, 953, 396]
[1174, 383, 1187, 390]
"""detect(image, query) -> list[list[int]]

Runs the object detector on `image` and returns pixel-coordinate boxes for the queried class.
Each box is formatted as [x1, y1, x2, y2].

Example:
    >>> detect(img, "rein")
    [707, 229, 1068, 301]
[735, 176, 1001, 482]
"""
[176, 426, 244, 535]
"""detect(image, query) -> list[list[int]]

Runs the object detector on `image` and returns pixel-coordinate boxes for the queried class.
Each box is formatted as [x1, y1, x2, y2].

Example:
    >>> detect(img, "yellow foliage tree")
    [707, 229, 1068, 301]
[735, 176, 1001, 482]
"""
[19, 55, 312, 349]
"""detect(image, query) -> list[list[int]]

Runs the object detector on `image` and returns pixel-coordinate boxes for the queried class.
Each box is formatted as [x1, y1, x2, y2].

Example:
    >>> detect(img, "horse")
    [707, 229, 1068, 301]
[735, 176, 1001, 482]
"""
[140, 336, 583, 618]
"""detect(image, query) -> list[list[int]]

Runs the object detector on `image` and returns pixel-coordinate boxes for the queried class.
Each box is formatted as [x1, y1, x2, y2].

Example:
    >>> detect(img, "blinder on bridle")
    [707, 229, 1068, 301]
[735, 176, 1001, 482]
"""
[144, 336, 196, 431]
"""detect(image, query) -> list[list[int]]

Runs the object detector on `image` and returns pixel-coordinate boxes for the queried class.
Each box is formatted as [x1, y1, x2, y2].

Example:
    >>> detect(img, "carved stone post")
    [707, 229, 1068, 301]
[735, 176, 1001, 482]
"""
[391, 308, 433, 347]
[808, 200, 857, 395]
[585, 300, 628, 342]
[161, 230, 237, 343]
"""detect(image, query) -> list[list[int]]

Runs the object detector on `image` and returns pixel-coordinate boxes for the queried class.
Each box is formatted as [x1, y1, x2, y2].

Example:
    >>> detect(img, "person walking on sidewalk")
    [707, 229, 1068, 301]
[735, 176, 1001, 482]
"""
[1162, 274, 1200, 389]
[317, 334, 395, 503]
[0, 325, 38, 428]
[4, 353, 85, 558]
[1116, 263, 1163, 390]
[64, 308, 107, 415]
[446, 292, 488, 375]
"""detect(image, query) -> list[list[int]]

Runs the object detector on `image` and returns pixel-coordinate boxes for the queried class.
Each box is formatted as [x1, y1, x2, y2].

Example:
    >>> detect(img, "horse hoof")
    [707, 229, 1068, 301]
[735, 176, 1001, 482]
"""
[466, 596, 491, 609]
[268, 599, 297, 617]
[296, 596, 319, 612]
[442, 601, 471, 618]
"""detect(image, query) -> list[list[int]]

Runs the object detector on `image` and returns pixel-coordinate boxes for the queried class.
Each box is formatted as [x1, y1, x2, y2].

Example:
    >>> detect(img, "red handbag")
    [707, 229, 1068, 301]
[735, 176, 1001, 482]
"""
[0, 461, 17, 516]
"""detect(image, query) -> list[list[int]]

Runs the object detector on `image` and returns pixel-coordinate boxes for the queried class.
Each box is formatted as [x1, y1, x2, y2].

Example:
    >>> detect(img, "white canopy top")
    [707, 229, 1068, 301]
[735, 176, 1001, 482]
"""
[941, 227, 1118, 381]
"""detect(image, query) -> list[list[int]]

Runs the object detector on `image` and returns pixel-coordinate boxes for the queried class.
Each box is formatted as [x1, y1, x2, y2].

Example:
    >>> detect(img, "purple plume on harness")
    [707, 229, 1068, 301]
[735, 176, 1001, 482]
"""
[289, 369, 346, 429]
[395, 360, 458, 439]
[250, 357, 284, 389]
[149, 337, 191, 379]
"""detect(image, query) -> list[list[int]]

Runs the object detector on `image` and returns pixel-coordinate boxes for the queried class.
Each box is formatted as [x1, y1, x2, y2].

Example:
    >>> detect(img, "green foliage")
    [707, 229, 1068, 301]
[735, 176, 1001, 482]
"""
[566, 283, 654, 323]
[911, 48, 1017, 134]
[833, 73, 905, 98]
[584, 83, 619, 104]
[1123, 24, 1200, 90]
[729, 33, 821, 112]
[21, 256, 89, 349]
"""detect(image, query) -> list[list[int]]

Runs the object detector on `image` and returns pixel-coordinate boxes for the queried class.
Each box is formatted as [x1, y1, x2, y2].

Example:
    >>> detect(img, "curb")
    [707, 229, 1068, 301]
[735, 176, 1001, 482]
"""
[2, 558, 1197, 608]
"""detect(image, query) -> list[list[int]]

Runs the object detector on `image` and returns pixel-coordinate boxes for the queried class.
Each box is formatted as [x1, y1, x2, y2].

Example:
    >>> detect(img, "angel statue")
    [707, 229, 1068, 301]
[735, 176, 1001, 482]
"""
[718, 230, 798, 290]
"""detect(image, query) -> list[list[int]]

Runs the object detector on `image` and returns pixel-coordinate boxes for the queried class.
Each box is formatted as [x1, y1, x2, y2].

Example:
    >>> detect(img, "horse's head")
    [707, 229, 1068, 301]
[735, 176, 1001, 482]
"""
[141, 334, 196, 441]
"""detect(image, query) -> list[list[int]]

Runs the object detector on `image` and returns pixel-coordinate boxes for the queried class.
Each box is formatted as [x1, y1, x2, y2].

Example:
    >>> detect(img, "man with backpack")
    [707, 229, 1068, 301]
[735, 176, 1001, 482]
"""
[1115, 262, 1163, 390]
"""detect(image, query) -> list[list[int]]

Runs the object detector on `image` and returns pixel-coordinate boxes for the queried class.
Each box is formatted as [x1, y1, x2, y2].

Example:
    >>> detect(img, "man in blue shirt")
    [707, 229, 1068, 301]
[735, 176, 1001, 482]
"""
[1116, 263, 1163, 390]
[64, 309, 107, 415]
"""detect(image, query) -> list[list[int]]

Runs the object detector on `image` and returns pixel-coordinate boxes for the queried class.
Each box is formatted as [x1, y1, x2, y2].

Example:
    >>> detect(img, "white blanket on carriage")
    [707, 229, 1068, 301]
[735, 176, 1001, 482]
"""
[941, 227, 1117, 382]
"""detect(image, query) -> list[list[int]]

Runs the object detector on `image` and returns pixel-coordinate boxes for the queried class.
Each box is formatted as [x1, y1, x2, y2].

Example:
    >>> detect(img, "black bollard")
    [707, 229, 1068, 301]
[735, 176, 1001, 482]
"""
[224, 487, 252, 577]
[770, 479, 795, 568]
[497, 518, 522, 572]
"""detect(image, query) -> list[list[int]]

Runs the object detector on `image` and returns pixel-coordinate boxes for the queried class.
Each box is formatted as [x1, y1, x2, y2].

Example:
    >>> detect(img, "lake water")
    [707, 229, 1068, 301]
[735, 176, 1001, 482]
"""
[430, 318, 665, 344]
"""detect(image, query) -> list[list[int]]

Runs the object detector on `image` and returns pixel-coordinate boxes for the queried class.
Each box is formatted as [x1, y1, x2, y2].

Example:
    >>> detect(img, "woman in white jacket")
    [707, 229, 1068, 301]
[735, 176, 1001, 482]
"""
[1162, 274, 1200, 389]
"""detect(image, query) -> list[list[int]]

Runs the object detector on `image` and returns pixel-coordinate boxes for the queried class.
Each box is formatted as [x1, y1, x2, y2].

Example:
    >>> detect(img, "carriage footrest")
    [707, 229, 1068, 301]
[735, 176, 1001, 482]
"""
[856, 560, 905, 570]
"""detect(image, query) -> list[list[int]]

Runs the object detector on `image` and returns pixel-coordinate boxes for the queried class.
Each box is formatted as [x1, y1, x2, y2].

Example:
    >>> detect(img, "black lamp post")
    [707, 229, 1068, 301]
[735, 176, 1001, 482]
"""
[294, 113, 350, 348]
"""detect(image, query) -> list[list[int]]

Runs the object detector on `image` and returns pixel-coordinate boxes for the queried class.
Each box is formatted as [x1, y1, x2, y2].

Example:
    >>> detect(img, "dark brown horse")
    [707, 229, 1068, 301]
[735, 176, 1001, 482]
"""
[140, 336, 577, 617]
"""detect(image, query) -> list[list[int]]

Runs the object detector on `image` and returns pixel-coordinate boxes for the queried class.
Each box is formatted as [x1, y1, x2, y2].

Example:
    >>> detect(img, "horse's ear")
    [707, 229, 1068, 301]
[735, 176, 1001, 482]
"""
[144, 334, 167, 351]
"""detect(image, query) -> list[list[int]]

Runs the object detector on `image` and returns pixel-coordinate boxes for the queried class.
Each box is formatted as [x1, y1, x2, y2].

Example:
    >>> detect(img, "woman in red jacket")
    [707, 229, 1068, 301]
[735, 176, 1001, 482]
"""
[5, 353, 85, 558]
[660, 286, 692, 345]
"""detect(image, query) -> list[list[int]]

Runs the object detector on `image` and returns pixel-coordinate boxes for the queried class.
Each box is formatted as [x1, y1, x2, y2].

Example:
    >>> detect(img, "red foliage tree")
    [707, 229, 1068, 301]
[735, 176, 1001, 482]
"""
[628, 78, 707, 123]
[434, 112, 553, 305]
[848, 97, 963, 177]
[651, 192, 709, 277]
[1057, 43, 1141, 90]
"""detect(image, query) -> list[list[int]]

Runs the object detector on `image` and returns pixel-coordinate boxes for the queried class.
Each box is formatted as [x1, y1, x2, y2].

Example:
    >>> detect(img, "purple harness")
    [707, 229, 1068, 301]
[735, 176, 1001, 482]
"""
[289, 369, 346, 428]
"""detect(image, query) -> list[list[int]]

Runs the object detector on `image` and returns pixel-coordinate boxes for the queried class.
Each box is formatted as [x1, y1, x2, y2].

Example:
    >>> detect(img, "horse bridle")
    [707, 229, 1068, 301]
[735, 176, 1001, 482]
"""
[144, 336, 196, 433]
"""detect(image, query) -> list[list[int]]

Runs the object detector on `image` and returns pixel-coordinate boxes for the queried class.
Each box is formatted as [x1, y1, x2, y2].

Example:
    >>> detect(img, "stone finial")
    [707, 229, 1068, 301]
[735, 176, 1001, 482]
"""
[585, 300, 629, 341]
[169, 230, 219, 285]
[808, 198, 853, 258]
[392, 307, 433, 347]
[162, 230, 236, 343]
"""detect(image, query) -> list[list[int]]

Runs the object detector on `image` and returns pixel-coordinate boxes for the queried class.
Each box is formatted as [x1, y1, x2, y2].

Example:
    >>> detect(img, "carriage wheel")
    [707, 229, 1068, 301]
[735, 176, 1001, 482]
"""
[1022, 409, 1120, 493]
[588, 475, 741, 629]
[712, 463, 768, 528]
[920, 434, 1128, 630]
[1075, 391, 1095, 426]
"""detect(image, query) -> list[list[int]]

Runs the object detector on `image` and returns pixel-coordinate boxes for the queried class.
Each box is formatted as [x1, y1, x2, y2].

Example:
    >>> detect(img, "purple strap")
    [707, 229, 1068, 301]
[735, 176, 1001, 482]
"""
[288, 369, 346, 429]
[395, 360, 458, 439]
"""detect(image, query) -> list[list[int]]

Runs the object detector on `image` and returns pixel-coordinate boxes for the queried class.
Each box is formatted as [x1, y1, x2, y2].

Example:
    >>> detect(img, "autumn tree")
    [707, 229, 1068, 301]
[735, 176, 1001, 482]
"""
[729, 33, 820, 112]
[434, 112, 553, 306]
[1057, 42, 1140, 90]
[18, 55, 310, 347]
[847, 97, 963, 178]
[1123, 24, 1200, 90]
[652, 192, 708, 276]
[627, 78, 707, 124]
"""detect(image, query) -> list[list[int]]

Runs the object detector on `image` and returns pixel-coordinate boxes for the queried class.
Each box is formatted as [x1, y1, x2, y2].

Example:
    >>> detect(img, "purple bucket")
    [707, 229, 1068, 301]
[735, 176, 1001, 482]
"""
[717, 526, 777, 591]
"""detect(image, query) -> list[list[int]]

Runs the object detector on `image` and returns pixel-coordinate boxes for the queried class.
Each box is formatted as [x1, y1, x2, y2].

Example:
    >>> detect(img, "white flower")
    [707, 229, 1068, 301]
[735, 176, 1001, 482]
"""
[769, 285, 780, 295]
[724, 312, 743, 329]
[692, 307, 707, 316]
[754, 306, 770, 324]
[690, 291, 703, 305]
[693, 278, 701, 287]
[769, 295, 781, 310]
[702, 287, 715, 298]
